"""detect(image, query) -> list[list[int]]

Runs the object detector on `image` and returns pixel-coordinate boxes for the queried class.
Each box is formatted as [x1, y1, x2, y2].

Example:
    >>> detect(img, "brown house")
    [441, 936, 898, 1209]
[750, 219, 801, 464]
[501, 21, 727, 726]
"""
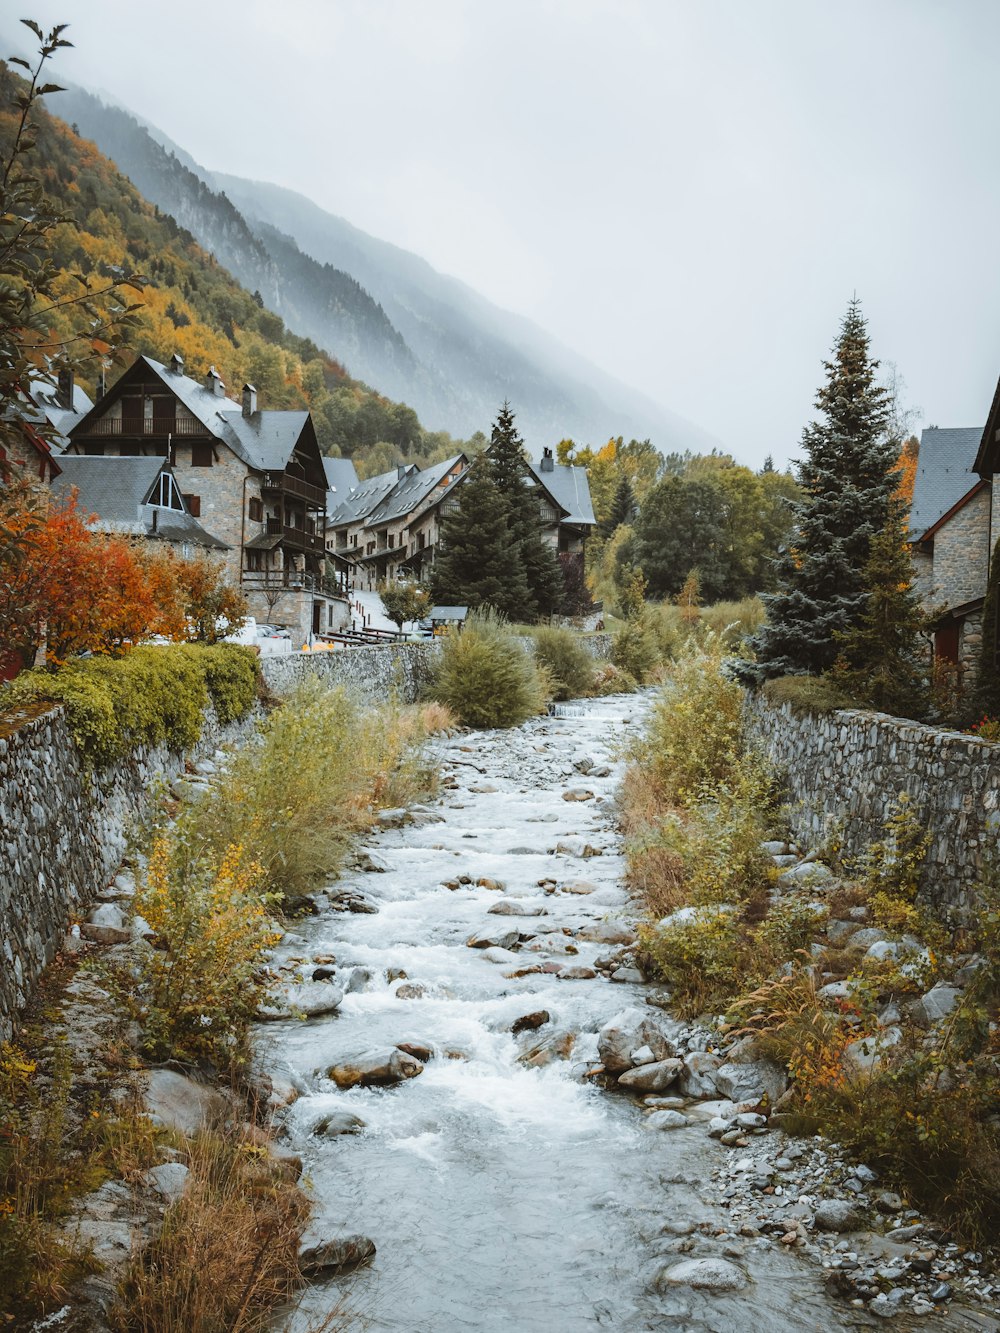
[65, 354, 349, 640]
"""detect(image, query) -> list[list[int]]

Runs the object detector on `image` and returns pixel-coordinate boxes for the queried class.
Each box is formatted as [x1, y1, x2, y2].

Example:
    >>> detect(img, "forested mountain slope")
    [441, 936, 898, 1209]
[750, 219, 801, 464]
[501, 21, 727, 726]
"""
[56, 85, 715, 453]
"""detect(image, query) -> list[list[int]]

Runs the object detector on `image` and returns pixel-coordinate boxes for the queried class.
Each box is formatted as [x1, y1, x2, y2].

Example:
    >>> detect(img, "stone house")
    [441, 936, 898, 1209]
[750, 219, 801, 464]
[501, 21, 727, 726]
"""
[909, 425, 990, 675]
[327, 454, 469, 591]
[64, 354, 350, 641]
[50, 455, 227, 553]
[326, 446, 595, 593]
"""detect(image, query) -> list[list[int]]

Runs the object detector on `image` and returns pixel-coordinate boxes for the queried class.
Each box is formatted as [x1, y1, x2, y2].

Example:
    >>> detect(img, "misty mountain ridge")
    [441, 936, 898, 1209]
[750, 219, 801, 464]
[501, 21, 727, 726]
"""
[56, 84, 715, 453]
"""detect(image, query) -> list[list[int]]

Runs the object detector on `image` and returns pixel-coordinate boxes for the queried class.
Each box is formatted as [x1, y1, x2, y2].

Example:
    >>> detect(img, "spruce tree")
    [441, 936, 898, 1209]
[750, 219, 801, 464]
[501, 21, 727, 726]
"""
[602, 475, 637, 539]
[831, 497, 927, 717]
[431, 456, 528, 617]
[747, 299, 895, 678]
[486, 402, 563, 620]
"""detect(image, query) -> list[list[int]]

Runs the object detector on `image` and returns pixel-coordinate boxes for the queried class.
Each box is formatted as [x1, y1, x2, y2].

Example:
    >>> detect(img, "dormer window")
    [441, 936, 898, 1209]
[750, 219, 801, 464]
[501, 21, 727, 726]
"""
[150, 471, 184, 511]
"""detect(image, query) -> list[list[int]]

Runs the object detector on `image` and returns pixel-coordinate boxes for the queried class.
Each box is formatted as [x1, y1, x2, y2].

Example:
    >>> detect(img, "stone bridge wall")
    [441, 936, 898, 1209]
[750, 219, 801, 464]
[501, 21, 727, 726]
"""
[743, 692, 1000, 919]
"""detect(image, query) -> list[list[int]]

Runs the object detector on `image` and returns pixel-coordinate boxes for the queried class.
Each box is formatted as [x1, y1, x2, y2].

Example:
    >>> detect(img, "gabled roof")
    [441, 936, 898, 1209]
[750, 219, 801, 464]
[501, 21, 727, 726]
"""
[974, 373, 1000, 477]
[68, 356, 316, 477]
[528, 458, 596, 527]
[322, 457, 360, 497]
[366, 455, 465, 527]
[909, 426, 984, 541]
[327, 466, 403, 525]
[50, 455, 227, 548]
[32, 379, 94, 444]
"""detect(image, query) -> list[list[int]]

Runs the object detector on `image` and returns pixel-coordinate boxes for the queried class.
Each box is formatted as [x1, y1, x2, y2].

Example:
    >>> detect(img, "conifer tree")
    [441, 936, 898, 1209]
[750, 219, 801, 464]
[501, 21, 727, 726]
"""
[830, 498, 927, 717]
[431, 456, 528, 617]
[485, 402, 563, 620]
[746, 299, 895, 678]
[602, 475, 637, 539]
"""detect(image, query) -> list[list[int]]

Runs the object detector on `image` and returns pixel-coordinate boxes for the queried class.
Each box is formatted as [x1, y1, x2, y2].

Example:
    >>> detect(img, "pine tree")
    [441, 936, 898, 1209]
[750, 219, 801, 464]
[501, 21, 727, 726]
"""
[485, 402, 563, 621]
[601, 474, 637, 539]
[830, 498, 927, 717]
[746, 299, 895, 678]
[431, 456, 528, 617]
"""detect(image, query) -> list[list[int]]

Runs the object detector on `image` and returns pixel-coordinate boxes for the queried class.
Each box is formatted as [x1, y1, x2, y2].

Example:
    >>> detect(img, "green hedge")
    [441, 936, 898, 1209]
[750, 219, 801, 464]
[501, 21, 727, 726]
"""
[0, 645, 259, 767]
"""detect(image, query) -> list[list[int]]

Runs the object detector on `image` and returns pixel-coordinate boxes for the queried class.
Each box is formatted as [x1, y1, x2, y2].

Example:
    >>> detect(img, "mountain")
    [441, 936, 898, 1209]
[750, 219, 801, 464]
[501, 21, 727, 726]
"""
[55, 86, 715, 454]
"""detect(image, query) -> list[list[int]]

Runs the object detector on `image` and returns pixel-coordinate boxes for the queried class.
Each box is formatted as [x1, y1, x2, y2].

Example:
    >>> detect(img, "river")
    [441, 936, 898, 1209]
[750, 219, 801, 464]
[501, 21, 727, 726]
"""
[259, 695, 961, 1333]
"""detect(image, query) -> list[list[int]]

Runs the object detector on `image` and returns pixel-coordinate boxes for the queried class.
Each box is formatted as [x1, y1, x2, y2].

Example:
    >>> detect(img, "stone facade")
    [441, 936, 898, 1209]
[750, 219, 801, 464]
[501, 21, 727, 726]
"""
[0, 702, 261, 1041]
[744, 691, 1000, 919]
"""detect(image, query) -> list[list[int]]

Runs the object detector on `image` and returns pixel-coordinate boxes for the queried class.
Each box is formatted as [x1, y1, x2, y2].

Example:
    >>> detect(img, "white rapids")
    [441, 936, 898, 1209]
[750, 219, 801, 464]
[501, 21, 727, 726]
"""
[262, 696, 870, 1332]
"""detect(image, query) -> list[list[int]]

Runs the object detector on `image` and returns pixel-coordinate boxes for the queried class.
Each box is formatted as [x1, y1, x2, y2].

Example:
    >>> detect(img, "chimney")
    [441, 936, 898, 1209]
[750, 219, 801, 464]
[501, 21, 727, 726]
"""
[56, 366, 74, 410]
[205, 365, 225, 397]
[540, 446, 554, 473]
[169, 352, 185, 375]
[242, 382, 257, 418]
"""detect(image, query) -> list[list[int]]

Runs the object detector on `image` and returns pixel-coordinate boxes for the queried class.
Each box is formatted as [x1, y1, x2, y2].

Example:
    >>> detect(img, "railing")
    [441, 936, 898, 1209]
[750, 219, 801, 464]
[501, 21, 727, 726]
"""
[241, 569, 350, 598]
[260, 470, 327, 508]
[263, 518, 325, 554]
[82, 415, 208, 437]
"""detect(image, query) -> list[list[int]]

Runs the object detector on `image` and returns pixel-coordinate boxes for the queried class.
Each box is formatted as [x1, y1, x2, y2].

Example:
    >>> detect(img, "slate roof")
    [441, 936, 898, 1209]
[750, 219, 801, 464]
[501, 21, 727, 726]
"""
[909, 426, 984, 540]
[528, 459, 596, 527]
[366, 456, 464, 528]
[32, 379, 94, 444]
[322, 456, 360, 498]
[50, 455, 227, 548]
[327, 466, 403, 525]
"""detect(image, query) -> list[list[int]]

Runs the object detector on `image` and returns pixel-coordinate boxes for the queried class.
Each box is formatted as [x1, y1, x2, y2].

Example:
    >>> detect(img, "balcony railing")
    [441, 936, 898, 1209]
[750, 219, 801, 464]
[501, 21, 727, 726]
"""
[260, 470, 327, 508]
[263, 517, 325, 554]
[82, 415, 207, 437]
[241, 569, 349, 598]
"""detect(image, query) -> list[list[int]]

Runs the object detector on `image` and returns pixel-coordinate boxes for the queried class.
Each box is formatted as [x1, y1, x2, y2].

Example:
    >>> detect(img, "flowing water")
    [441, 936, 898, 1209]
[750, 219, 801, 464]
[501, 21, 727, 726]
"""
[260, 697, 951, 1332]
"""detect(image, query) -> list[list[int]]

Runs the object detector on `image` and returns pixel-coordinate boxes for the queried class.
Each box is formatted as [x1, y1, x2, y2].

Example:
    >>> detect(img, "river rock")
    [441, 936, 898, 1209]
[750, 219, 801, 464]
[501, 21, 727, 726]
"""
[356, 851, 391, 873]
[144, 1069, 230, 1136]
[298, 1231, 376, 1276]
[678, 1051, 723, 1098]
[476, 877, 506, 891]
[488, 900, 546, 916]
[376, 807, 408, 828]
[347, 967, 374, 993]
[467, 927, 519, 950]
[562, 787, 594, 801]
[266, 1142, 303, 1182]
[256, 982, 344, 1021]
[813, 1199, 866, 1233]
[519, 1029, 576, 1067]
[645, 1109, 688, 1130]
[328, 1048, 424, 1089]
[712, 1058, 787, 1105]
[617, 1058, 683, 1092]
[656, 1257, 748, 1291]
[555, 839, 600, 858]
[598, 1008, 673, 1072]
[576, 920, 636, 945]
[81, 902, 130, 944]
[397, 1041, 433, 1062]
[511, 1010, 549, 1033]
[313, 1110, 366, 1137]
[482, 946, 520, 964]
[611, 966, 646, 984]
[558, 966, 598, 980]
[395, 983, 427, 1000]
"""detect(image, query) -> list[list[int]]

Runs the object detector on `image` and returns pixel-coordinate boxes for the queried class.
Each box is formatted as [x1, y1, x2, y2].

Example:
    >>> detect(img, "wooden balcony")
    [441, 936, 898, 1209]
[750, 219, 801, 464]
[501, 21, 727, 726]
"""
[241, 569, 349, 598]
[260, 470, 327, 509]
[264, 517, 325, 554]
[82, 415, 207, 437]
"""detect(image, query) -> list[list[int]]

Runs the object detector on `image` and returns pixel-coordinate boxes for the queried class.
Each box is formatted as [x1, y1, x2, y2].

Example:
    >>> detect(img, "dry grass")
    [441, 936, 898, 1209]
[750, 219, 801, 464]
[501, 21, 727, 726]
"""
[110, 1130, 309, 1333]
[417, 700, 458, 734]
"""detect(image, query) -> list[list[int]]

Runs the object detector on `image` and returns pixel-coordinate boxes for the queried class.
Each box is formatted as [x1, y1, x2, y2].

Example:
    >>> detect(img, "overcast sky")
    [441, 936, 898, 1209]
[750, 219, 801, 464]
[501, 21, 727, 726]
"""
[12, 0, 1000, 467]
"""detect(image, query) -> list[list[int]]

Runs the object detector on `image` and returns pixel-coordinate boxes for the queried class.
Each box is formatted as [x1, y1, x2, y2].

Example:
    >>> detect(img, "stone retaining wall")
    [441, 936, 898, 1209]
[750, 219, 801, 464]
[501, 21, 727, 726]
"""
[743, 692, 1000, 917]
[0, 703, 260, 1041]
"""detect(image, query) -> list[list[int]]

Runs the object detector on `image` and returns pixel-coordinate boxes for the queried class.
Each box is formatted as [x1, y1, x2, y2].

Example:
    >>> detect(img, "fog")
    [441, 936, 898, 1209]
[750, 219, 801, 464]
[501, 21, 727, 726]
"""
[10, 0, 1000, 466]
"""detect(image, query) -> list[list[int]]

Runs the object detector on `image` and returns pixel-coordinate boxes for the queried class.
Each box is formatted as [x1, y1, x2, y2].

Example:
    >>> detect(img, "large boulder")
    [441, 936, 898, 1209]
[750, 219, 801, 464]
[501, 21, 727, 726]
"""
[328, 1048, 424, 1089]
[519, 1030, 576, 1068]
[813, 1199, 866, 1233]
[915, 983, 961, 1026]
[576, 920, 637, 946]
[678, 1051, 723, 1099]
[597, 1008, 673, 1073]
[617, 1058, 684, 1092]
[841, 1027, 902, 1080]
[467, 926, 519, 950]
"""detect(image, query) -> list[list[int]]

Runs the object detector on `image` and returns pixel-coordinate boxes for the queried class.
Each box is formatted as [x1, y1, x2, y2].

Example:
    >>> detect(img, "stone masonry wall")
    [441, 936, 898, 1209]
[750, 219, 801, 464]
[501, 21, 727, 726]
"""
[0, 703, 260, 1042]
[744, 692, 1000, 919]
[1, 631, 615, 1036]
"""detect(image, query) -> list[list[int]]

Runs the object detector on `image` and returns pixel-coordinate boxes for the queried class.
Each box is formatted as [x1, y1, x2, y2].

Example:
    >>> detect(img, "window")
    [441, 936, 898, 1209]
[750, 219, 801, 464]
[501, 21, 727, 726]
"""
[121, 396, 143, 432]
[388, 533, 395, 549]
[183, 493, 201, 517]
[248, 497, 263, 522]
[152, 396, 176, 432]
[152, 472, 183, 510]
[191, 443, 213, 467]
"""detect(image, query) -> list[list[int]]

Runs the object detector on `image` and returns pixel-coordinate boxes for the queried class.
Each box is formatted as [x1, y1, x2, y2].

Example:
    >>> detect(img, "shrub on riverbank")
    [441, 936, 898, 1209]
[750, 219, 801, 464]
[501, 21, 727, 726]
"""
[531, 626, 596, 701]
[428, 610, 549, 728]
[0, 644, 259, 766]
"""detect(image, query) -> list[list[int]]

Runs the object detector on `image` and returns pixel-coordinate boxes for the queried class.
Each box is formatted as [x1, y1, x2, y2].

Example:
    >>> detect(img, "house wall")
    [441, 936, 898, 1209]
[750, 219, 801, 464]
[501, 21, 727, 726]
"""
[928, 486, 991, 610]
[169, 439, 259, 584]
[743, 691, 1000, 920]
